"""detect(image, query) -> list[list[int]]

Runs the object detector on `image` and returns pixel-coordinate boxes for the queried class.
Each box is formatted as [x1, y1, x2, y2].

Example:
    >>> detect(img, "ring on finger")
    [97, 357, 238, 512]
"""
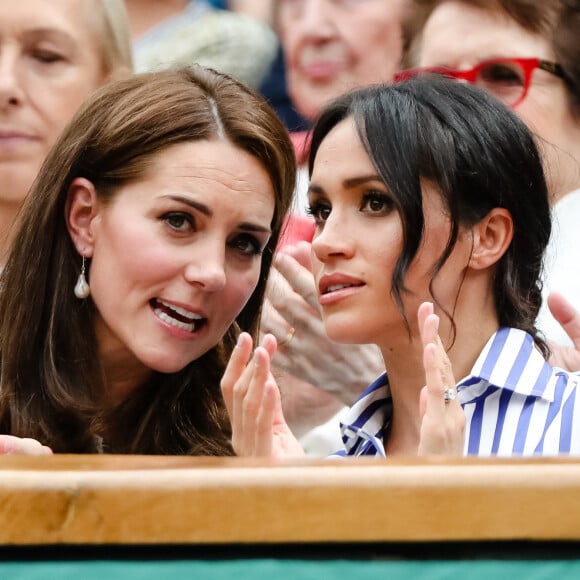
[443, 387, 456, 403]
[278, 326, 296, 347]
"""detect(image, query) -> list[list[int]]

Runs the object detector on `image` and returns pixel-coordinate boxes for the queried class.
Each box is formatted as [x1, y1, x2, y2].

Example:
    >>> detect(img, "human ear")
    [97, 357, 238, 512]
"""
[65, 177, 100, 257]
[468, 208, 514, 270]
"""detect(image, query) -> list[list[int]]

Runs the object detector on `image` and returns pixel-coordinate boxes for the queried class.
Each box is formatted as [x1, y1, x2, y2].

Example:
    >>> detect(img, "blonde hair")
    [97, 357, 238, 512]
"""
[90, 0, 134, 76]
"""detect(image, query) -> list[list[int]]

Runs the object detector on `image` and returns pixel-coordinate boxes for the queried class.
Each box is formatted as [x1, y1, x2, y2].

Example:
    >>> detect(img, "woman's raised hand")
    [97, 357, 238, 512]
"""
[220, 332, 305, 458]
[547, 291, 580, 371]
[0, 435, 52, 455]
[417, 302, 466, 456]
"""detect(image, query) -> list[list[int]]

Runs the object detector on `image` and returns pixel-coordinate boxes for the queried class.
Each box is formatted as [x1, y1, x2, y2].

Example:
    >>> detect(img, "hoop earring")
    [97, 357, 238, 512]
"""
[74, 256, 90, 299]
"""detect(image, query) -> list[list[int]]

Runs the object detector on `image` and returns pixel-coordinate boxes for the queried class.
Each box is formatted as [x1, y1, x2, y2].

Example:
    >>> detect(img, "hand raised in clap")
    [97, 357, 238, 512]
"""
[417, 302, 466, 456]
[547, 291, 580, 372]
[220, 333, 305, 458]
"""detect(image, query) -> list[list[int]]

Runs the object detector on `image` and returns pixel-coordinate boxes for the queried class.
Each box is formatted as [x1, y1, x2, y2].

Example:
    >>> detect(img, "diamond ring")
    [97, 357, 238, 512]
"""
[443, 388, 456, 403]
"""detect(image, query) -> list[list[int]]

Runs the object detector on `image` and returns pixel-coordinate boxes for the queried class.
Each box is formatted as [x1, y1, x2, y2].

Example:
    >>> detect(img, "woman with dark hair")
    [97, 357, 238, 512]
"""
[0, 65, 295, 455]
[401, 0, 580, 349]
[222, 76, 580, 457]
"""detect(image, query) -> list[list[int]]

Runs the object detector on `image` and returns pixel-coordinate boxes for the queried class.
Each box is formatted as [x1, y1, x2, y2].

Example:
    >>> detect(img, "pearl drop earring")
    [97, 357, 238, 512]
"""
[74, 256, 90, 299]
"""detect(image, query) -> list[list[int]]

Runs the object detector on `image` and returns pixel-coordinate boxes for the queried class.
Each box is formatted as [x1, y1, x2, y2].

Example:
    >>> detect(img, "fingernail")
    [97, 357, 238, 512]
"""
[235, 334, 243, 348]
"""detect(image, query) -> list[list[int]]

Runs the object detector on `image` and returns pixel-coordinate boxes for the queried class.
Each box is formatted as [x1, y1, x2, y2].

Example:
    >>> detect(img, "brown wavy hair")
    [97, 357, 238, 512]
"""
[0, 66, 296, 454]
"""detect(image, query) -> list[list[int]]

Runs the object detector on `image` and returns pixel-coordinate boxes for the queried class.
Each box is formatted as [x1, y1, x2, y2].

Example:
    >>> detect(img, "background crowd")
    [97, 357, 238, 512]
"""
[0, 0, 580, 458]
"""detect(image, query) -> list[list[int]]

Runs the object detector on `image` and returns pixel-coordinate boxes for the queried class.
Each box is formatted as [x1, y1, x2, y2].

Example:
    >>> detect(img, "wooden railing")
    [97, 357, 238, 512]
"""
[1, 455, 579, 545]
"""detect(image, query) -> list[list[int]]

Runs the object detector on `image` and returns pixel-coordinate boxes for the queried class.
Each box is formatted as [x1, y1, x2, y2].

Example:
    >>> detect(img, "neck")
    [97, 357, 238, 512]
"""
[380, 274, 499, 455]
[102, 354, 153, 407]
[550, 166, 580, 205]
[546, 125, 580, 204]
[96, 321, 153, 406]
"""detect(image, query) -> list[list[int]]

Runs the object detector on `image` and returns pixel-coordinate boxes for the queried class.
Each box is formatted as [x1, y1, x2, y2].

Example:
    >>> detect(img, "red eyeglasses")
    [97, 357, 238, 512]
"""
[394, 57, 564, 108]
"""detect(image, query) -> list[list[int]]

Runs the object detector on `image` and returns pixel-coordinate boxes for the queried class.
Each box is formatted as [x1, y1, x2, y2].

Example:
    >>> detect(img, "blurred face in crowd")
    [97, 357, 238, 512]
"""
[277, 0, 405, 121]
[0, 0, 111, 208]
[416, 0, 580, 200]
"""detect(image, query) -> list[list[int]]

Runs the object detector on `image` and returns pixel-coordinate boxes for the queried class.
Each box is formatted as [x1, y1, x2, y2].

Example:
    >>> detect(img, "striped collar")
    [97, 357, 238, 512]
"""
[458, 327, 558, 403]
[339, 328, 557, 456]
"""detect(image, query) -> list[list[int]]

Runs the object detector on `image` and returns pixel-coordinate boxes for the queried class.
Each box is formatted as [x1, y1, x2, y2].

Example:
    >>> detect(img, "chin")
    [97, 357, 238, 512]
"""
[324, 320, 370, 345]
[141, 352, 198, 375]
[325, 304, 388, 343]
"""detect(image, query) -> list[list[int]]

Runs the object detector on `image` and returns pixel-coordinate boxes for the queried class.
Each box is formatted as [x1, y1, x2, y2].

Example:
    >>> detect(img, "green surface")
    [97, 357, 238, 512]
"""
[2, 559, 580, 580]
[2, 542, 580, 579]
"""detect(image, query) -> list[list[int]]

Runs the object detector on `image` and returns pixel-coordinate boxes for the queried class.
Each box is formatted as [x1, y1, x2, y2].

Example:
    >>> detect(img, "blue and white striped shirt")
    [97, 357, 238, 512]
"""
[336, 327, 580, 457]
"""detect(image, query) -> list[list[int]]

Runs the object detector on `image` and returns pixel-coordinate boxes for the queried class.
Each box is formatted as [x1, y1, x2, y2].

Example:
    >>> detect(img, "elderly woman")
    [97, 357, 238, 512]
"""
[0, 0, 132, 263]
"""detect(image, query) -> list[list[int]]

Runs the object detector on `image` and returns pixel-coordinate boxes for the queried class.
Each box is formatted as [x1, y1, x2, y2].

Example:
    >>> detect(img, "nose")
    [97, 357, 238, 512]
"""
[0, 46, 24, 109]
[311, 211, 354, 263]
[297, 0, 336, 40]
[183, 238, 227, 292]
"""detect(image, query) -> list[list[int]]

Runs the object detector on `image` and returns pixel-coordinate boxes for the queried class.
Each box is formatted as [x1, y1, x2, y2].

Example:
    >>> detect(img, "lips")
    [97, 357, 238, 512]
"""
[0, 131, 33, 139]
[0, 127, 38, 140]
[298, 46, 346, 81]
[150, 298, 207, 333]
[301, 60, 344, 81]
[324, 282, 360, 293]
[318, 274, 365, 296]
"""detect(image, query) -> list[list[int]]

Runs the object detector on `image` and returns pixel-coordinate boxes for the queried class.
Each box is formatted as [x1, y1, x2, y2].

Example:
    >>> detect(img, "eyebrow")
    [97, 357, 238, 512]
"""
[23, 28, 77, 46]
[165, 194, 272, 234]
[309, 174, 384, 195]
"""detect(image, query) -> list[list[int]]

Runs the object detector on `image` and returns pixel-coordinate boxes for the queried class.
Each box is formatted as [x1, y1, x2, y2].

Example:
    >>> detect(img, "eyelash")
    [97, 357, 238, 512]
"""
[32, 50, 65, 64]
[306, 191, 394, 224]
[305, 201, 330, 225]
[360, 191, 394, 214]
[229, 234, 263, 257]
[161, 212, 263, 257]
[162, 212, 194, 233]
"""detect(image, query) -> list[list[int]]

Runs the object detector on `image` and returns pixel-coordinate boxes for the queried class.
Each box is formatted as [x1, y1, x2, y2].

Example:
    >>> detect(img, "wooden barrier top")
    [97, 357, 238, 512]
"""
[0, 454, 579, 545]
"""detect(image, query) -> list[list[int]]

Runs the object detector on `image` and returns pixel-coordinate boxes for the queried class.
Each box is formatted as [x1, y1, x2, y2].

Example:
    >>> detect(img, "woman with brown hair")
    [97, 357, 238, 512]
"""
[0, 66, 295, 455]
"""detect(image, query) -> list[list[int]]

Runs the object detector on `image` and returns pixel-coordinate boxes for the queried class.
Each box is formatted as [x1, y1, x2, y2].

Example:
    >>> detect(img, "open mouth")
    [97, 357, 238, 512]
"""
[150, 298, 207, 333]
[323, 282, 364, 295]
